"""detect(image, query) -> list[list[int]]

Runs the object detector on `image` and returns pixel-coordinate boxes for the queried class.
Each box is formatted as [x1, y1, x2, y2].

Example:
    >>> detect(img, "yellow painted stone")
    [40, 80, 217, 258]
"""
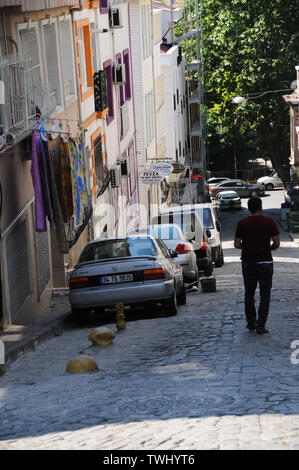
[116, 303, 126, 331]
[66, 355, 99, 374]
[88, 327, 115, 346]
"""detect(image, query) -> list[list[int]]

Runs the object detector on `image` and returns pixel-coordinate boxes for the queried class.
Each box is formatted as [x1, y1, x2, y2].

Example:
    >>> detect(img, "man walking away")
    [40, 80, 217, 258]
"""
[234, 197, 280, 334]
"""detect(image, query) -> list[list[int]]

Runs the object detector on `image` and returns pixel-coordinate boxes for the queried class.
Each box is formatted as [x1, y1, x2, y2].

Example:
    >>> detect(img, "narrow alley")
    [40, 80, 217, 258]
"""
[0, 191, 298, 450]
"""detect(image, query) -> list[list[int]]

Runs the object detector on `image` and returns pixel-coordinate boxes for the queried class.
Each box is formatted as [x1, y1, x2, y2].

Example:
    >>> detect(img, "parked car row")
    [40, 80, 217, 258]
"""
[209, 179, 265, 198]
[69, 203, 225, 323]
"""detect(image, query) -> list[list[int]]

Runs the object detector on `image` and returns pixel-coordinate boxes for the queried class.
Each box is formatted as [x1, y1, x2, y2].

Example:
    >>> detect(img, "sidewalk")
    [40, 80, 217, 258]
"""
[1, 228, 299, 372]
[0, 292, 72, 371]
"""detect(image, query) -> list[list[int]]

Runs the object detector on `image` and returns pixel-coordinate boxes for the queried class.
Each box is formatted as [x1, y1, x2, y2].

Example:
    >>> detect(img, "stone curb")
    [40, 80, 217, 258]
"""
[0, 311, 72, 373]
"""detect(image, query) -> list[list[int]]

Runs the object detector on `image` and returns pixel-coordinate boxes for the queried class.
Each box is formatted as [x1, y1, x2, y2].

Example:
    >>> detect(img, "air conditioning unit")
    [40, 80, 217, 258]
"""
[109, 7, 122, 28]
[113, 64, 126, 84]
[110, 166, 121, 187]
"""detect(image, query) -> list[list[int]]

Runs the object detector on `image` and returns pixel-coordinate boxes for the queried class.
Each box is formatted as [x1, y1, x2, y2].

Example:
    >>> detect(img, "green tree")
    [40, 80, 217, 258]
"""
[177, 0, 299, 182]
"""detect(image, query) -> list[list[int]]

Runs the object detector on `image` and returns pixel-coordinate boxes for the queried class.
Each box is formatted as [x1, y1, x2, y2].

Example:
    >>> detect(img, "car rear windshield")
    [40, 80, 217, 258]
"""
[149, 225, 181, 240]
[79, 237, 156, 262]
[194, 208, 214, 229]
[222, 193, 238, 199]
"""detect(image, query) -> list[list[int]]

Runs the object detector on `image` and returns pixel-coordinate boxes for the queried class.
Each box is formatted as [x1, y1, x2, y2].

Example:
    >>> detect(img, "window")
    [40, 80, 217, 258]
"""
[58, 17, 76, 101]
[90, 23, 98, 74]
[0, 10, 7, 60]
[17, 17, 76, 111]
[103, 59, 114, 125]
[78, 27, 87, 90]
[79, 237, 156, 262]
[128, 141, 136, 197]
[94, 134, 104, 188]
[123, 49, 131, 100]
[141, 4, 151, 59]
[41, 20, 62, 107]
[75, 20, 93, 101]
[116, 53, 125, 139]
[18, 23, 43, 109]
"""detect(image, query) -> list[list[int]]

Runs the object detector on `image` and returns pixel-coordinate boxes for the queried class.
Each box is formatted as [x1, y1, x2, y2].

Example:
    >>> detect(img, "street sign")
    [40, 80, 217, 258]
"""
[151, 162, 174, 176]
[140, 170, 163, 184]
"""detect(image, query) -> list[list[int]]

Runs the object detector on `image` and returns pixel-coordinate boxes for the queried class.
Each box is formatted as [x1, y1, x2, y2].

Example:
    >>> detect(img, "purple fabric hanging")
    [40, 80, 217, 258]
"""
[39, 137, 55, 228]
[31, 132, 47, 231]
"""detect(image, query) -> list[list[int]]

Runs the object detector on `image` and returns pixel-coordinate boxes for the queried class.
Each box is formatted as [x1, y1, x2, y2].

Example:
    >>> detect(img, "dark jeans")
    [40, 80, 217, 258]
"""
[242, 262, 273, 327]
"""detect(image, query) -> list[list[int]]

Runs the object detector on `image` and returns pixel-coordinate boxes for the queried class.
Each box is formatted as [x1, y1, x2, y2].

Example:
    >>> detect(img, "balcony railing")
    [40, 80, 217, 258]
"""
[0, 54, 55, 152]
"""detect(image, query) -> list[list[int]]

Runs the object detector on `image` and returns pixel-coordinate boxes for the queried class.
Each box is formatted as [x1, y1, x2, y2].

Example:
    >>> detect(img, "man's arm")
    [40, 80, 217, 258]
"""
[234, 237, 242, 249]
[270, 234, 280, 251]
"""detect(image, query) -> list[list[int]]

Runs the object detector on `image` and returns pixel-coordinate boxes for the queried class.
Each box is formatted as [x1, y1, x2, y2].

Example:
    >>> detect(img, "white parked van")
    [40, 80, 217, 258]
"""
[159, 203, 224, 267]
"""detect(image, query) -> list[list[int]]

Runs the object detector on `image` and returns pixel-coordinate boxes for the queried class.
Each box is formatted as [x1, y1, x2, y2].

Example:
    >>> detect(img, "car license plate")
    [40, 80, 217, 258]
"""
[99, 273, 133, 285]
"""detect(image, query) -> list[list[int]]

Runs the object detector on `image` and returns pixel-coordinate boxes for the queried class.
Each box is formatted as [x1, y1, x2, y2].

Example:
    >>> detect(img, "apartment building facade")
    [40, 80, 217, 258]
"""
[0, 0, 139, 327]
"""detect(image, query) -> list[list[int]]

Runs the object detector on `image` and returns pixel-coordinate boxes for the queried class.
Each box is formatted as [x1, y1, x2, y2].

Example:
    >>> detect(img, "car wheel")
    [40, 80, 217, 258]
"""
[265, 183, 274, 191]
[177, 284, 187, 305]
[72, 308, 90, 326]
[163, 291, 178, 316]
[204, 263, 213, 277]
[249, 190, 258, 197]
[215, 248, 224, 267]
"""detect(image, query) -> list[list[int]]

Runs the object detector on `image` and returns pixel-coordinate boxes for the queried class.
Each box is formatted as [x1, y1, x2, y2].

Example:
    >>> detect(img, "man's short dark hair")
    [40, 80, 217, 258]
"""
[248, 196, 262, 214]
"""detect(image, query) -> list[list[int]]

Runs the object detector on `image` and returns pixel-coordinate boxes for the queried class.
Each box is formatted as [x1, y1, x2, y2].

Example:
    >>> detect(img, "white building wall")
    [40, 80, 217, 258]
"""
[129, 0, 158, 225]
[74, 4, 138, 237]
[161, 45, 188, 165]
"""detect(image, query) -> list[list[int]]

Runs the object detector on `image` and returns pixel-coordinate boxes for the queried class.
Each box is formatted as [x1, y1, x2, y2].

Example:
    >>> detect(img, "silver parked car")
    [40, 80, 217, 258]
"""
[214, 191, 242, 211]
[209, 179, 265, 198]
[132, 224, 199, 285]
[69, 234, 185, 323]
[207, 177, 230, 189]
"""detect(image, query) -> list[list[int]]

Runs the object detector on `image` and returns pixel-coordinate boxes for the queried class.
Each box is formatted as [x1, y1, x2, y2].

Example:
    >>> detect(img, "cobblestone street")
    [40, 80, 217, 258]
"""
[0, 193, 299, 450]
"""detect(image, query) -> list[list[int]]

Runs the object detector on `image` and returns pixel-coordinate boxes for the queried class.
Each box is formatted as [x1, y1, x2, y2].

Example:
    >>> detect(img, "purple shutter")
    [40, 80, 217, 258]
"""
[103, 59, 114, 125]
[100, 0, 108, 14]
[123, 49, 131, 100]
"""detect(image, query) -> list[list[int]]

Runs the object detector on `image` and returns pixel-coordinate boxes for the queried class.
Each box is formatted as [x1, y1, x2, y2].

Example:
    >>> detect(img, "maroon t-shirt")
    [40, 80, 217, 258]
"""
[235, 215, 279, 263]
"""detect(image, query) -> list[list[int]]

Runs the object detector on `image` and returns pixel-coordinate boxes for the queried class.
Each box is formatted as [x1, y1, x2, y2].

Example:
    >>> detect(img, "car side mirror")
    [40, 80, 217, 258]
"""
[169, 249, 178, 258]
[206, 229, 211, 238]
[216, 221, 221, 232]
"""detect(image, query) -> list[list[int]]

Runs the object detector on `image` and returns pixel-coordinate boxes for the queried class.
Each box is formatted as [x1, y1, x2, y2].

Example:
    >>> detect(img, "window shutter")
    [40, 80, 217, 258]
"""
[93, 70, 107, 112]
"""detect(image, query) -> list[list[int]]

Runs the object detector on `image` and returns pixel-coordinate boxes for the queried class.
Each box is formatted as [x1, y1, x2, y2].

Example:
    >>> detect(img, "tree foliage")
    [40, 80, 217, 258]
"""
[177, 0, 299, 181]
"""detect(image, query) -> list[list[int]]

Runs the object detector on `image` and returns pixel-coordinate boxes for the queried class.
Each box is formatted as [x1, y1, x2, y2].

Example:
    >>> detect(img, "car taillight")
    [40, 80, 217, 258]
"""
[175, 243, 191, 254]
[201, 238, 208, 250]
[69, 277, 89, 289]
[143, 268, 165, 281]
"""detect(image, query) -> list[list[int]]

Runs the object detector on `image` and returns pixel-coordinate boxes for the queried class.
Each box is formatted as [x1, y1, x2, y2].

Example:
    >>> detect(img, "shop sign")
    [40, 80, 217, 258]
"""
[140, 170, 163, 184]
[151, 162, 174, 176]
